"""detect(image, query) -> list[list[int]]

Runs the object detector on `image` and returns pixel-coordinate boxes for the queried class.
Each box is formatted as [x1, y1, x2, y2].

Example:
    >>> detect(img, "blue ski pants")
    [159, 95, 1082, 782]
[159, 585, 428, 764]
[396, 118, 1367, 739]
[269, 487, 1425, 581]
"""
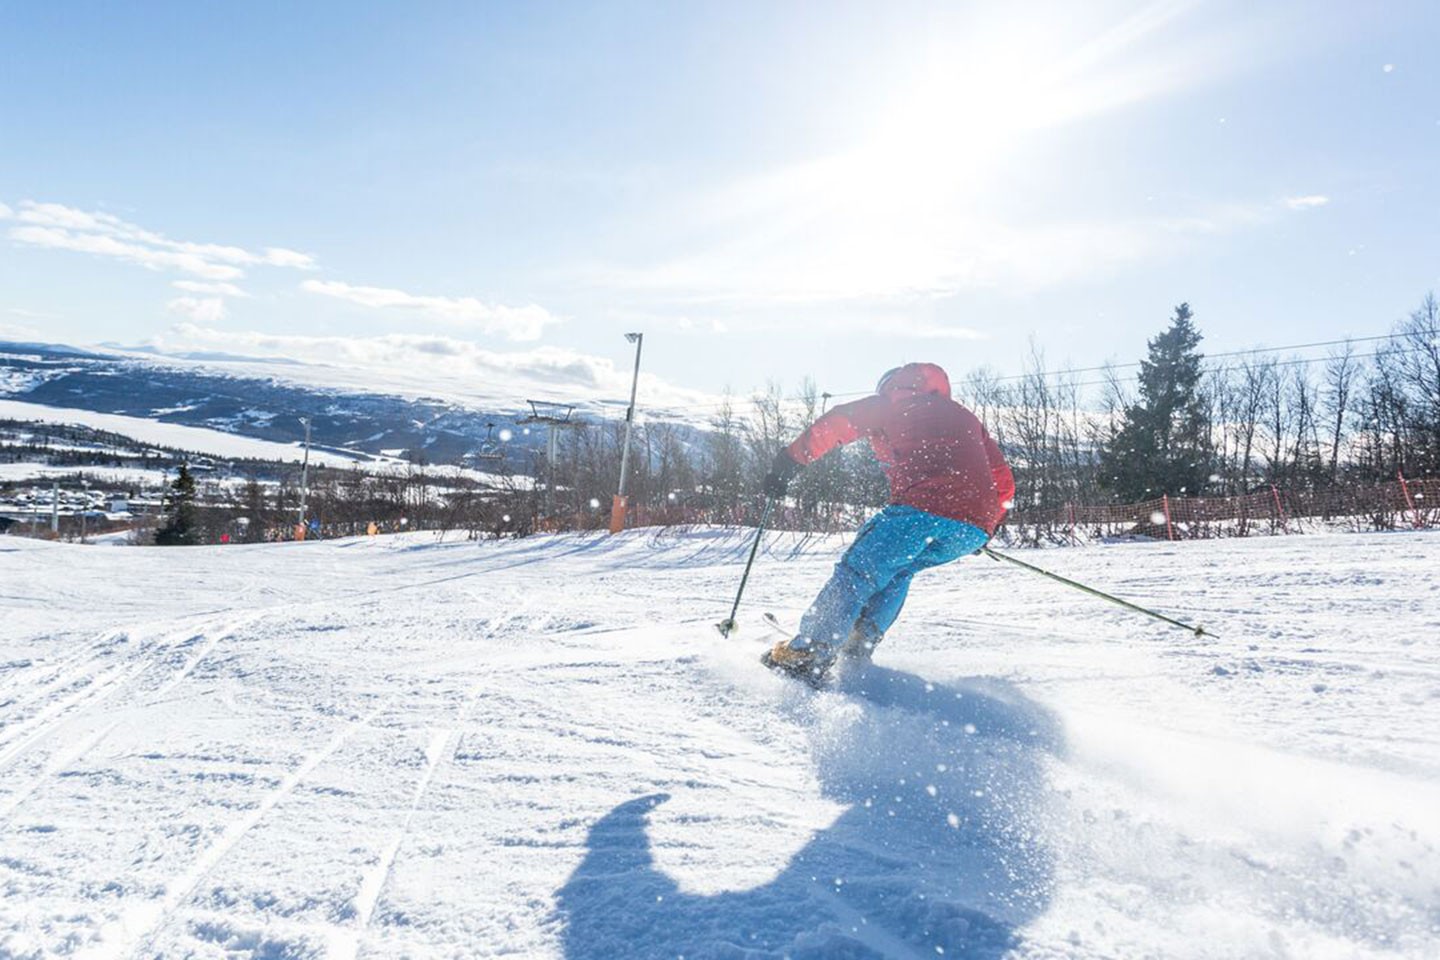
[792, 504, 990, 662]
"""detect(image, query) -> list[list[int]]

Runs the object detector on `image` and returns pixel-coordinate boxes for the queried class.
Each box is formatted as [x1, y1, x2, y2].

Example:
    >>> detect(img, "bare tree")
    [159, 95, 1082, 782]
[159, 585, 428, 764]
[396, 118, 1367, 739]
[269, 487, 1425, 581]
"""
[1322, 342, 1358, 481]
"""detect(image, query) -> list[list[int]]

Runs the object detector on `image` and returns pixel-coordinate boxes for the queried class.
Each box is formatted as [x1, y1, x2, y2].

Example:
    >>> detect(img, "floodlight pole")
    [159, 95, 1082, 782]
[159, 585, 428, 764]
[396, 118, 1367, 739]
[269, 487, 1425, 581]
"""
[611, 332, 644, 534]
[298, 417, 312, 534]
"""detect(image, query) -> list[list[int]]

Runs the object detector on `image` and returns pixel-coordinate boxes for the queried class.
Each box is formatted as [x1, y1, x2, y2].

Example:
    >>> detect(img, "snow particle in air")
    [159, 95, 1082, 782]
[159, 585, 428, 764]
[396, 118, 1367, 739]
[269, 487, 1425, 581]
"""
[1150, 511, 1167, 525]
[947, 812, 961, 829]
[1383, 63, 1395, 73]
[588, 498, 601, 509]
[926, 784, 938, 797]
[963, 723, 977, 735]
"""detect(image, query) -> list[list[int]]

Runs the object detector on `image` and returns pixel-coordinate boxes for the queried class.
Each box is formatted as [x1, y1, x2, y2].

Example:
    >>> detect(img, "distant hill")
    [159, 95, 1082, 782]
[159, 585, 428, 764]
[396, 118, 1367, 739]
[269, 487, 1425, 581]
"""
[0, 340, 543, 466]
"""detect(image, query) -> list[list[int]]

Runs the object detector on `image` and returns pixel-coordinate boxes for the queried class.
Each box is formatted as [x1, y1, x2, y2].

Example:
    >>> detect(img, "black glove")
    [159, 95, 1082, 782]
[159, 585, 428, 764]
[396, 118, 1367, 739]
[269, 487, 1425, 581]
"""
[762, 451, 802, 499]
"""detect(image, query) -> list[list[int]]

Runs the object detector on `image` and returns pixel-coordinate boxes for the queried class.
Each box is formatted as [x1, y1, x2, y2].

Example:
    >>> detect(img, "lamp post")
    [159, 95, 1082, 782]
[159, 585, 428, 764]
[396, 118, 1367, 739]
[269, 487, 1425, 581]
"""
[610, 332, 644, 534]
[297, 417, 312, 539]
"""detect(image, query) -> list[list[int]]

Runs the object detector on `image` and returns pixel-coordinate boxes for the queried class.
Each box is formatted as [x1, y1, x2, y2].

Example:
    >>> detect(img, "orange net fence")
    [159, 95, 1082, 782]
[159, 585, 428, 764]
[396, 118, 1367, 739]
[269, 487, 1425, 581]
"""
[518, 476, 1437, 542]
[1006, 475, 1438, 542]
[266, 475, 1439, 545]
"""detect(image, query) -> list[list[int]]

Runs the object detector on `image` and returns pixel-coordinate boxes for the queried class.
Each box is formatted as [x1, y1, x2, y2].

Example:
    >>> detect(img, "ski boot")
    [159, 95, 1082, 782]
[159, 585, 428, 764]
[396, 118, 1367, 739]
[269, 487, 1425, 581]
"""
[761, 639, 832, 688]
[839, 617, 884, 662]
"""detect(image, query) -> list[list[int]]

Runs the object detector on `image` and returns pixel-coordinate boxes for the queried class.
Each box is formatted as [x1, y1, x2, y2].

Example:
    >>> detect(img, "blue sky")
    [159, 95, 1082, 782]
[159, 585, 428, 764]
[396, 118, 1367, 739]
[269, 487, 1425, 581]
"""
[2, 1, 1438, 408]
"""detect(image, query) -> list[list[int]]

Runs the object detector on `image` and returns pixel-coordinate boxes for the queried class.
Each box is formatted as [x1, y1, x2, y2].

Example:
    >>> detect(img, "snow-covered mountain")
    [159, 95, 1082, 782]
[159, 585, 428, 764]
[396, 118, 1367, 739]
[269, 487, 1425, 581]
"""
[0, 339, 696, 467]
[1, 527, 1435, 957]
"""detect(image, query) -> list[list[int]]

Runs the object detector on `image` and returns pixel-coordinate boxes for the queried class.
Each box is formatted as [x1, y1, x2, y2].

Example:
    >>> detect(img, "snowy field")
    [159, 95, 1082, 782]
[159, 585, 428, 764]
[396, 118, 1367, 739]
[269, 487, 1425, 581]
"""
[0, 400, 524, 490]
[1, 528, 1437, 959]
[0, 463, 171, 487]
[0, 400, 388, 469]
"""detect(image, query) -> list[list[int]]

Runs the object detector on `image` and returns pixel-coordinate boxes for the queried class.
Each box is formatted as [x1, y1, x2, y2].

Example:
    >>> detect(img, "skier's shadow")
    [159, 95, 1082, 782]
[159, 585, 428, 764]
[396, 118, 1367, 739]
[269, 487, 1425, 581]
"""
[555, 665, 1064, 959]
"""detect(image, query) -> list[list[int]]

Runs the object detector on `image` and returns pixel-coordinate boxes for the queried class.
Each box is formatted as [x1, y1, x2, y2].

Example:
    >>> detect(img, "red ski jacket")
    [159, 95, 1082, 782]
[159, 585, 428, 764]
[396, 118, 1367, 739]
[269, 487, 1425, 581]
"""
[784, 363, 1015, 534]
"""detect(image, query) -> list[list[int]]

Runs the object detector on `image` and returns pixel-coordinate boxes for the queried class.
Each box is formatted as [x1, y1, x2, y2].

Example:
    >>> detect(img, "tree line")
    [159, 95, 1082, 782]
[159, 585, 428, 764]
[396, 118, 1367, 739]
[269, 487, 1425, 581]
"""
[516, 294, 1439, 534]
[150, 293, 1440, 544]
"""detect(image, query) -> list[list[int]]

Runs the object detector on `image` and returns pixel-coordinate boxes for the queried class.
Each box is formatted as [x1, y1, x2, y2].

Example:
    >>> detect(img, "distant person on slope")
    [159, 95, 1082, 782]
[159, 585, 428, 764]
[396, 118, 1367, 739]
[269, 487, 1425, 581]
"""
[760, 362, 1015, 684]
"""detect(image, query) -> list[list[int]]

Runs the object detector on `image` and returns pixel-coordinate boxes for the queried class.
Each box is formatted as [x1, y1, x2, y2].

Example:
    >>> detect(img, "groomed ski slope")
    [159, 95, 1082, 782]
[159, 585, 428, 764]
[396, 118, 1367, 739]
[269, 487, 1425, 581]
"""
[1, 528, 1437, 959]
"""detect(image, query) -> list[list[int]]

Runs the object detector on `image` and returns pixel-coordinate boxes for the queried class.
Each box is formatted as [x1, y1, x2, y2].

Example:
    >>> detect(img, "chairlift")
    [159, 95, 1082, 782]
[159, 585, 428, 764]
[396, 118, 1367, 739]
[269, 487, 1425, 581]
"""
[473, 422, 508, 462]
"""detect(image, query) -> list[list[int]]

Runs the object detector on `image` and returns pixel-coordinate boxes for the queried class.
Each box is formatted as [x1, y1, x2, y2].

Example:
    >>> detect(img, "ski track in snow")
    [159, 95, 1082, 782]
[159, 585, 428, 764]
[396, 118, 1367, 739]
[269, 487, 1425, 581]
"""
[0, 618, 249, 823]
[0, 618, 230, 773]
[96, 703, 387, 960]
[0, 528, 1437, 958]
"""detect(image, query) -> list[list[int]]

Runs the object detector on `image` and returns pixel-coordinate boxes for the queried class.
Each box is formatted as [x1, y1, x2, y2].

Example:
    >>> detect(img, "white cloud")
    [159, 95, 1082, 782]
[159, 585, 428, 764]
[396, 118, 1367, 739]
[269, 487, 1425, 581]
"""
[302, 279, 560, 342]
[1285, 195, 1329, 210]
[10, 225, 246, 280]
[158, 323, 715, 412]
[0, 202, 12, 220]
[4, 200, 317, 279]
[262, 248, 316, 269]
[1, 310, 43, 340]
[172, 280, 248, 297]
[167, 297, 228, 324]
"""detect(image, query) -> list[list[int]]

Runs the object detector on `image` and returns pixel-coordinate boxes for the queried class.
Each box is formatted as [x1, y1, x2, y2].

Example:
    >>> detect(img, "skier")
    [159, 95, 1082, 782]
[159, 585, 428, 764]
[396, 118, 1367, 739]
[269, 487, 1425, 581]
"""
[760, 362, 1015, 684]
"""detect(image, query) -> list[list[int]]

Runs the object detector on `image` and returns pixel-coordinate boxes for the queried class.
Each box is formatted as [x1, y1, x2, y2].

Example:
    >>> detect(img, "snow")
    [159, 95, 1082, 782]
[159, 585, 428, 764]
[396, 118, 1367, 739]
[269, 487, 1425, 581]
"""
[0, 368, 57, 395]
[0, 399, 381, 468]
[0, 401, 524, 489]
[0, 528, 1437, 958]
[0, 462, 171, 486]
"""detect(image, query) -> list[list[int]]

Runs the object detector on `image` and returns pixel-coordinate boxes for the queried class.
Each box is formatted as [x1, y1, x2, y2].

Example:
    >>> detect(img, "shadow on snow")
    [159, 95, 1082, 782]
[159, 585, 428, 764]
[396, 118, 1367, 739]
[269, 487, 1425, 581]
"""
[556, 665, 1064, 959]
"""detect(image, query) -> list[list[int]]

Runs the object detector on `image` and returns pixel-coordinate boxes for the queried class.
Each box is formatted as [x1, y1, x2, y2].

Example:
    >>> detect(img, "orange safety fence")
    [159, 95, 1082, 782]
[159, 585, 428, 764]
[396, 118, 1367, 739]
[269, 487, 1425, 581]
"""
[1010, 476, 1438, 542]
[249, 476, 1438, 545]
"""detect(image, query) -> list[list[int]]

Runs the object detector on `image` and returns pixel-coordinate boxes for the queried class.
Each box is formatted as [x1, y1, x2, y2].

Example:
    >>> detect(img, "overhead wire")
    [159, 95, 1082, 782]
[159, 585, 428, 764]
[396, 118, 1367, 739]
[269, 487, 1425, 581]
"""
[639, 328, 1424, 416]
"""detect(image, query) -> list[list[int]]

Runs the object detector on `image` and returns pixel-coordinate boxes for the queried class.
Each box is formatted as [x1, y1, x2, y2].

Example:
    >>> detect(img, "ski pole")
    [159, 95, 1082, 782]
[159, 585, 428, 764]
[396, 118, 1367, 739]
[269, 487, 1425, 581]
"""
[715, 498, 775, 637]
[981, 546, 1211, 638]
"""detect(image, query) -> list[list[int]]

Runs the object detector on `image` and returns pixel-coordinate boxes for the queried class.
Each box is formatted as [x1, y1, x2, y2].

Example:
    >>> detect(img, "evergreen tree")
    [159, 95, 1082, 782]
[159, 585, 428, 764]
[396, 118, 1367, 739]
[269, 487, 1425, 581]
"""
[1099, 303, 1212, 501]
[154, 464, 200, 545]
[239, 477, 268, 543]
